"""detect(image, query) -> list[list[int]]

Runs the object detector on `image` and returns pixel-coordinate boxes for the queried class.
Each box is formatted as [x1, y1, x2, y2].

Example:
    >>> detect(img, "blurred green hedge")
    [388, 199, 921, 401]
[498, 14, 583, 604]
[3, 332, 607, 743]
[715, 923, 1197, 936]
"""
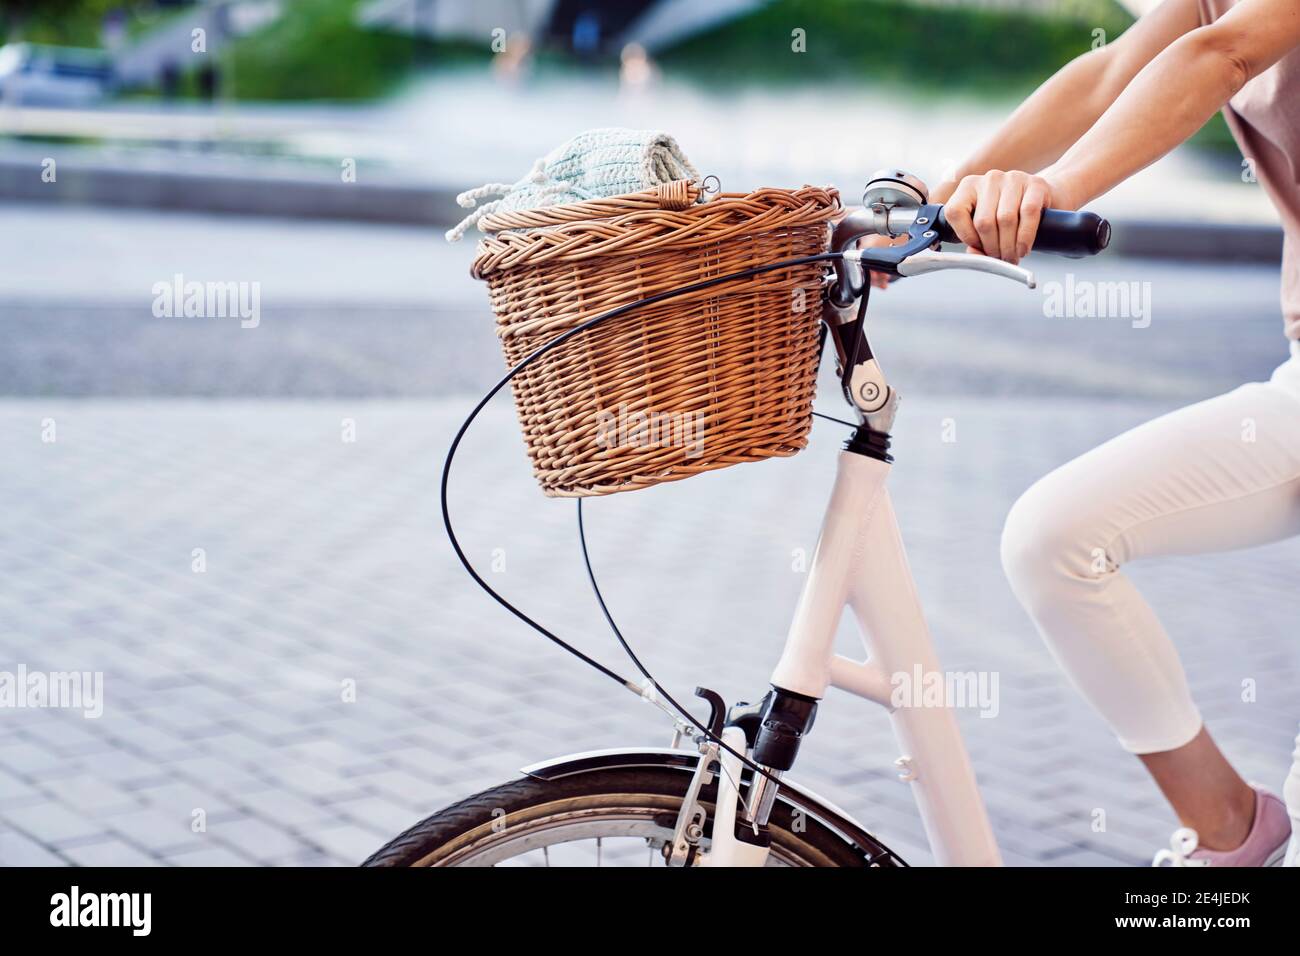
[659, 0, 1135, 95]
[658, 0, 1233, 151]
[219, 0, 435, 101]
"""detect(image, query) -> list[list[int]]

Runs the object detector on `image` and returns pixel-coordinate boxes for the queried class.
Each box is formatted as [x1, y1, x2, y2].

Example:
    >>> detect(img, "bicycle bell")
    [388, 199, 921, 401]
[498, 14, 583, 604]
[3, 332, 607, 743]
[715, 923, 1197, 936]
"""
[863, 169, 929, 238]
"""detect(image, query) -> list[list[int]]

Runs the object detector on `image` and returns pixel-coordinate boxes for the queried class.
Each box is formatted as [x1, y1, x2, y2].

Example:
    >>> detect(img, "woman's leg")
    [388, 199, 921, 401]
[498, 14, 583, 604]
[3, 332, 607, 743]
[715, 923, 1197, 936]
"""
[1139, 727, 1255, 850]
[1001, 372, 1300, 850]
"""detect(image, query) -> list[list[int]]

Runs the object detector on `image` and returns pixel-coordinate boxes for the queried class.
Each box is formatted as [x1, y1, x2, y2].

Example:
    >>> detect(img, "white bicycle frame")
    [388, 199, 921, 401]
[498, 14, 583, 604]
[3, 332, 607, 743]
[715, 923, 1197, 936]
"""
[708, 448, 1003, 867]
[699, 191, 1042, 867]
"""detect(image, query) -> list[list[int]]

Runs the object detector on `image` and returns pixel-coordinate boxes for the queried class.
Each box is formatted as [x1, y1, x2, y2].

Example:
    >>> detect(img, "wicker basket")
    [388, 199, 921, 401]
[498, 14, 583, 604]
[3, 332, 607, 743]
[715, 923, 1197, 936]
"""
[471, 181, 841, 497]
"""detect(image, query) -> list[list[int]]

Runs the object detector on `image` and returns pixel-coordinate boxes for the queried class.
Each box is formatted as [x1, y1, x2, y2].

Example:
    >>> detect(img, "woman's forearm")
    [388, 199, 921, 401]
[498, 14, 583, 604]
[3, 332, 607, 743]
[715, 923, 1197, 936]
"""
[937, 0, 1299, 262]
[934, 0, 1204, 202]
[945, 48, 1120, 184]
[1043, 30, 1248, 208]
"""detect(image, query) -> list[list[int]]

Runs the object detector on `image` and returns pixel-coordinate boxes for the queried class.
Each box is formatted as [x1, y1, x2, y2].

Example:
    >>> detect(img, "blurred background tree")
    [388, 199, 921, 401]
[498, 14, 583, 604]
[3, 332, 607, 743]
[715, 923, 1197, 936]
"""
[0, 0, 146, 45]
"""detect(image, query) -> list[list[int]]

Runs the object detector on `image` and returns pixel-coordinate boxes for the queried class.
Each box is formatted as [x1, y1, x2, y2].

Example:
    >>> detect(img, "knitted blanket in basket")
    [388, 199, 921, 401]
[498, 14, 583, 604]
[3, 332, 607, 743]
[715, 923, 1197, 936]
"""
[445, 127, 700, 241]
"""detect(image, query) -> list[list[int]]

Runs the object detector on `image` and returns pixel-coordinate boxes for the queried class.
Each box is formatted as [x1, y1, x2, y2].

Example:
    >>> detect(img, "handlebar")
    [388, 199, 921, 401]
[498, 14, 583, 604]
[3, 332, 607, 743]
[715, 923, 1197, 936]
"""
[932, 207, 1110, 258]
[827, 201, 1112, 307]
[833, 205, 1110, 258]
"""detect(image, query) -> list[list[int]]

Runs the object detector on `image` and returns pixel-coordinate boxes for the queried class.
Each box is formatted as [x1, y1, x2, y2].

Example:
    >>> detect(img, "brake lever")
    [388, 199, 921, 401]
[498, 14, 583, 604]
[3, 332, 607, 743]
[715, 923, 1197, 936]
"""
[832, 201, 1039, 300]
[894, 250, 1036, 288]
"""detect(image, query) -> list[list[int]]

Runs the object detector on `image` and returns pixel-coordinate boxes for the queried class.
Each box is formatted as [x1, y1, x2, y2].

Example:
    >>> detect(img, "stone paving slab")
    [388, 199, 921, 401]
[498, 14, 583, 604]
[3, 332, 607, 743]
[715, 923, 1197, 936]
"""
[0, 396, 1297, 867]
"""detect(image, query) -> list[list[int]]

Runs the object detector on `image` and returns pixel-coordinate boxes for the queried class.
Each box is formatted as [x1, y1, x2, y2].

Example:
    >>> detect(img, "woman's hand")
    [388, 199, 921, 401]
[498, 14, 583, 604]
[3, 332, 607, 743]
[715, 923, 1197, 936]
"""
[938, 170, 1078, 265]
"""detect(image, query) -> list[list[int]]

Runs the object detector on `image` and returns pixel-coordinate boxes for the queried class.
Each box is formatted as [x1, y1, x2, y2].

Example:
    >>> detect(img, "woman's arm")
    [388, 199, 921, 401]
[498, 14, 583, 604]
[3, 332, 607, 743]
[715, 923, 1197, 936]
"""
[935, 0, 1202, 193]
[1046, 0, 1300, 207]
[943, 0, 1300, 263]
[863, 2, 1195, 288]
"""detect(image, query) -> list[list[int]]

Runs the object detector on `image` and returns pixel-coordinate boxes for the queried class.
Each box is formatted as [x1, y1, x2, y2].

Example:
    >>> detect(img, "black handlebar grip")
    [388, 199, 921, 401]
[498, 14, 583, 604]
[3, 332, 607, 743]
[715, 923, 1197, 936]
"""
[935, 208, 1110, 258]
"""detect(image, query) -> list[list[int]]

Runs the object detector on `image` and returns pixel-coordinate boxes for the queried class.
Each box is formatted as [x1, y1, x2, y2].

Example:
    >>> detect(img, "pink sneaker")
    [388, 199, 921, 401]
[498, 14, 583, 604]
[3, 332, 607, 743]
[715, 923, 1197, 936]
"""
[1152, 786, 1293, 867]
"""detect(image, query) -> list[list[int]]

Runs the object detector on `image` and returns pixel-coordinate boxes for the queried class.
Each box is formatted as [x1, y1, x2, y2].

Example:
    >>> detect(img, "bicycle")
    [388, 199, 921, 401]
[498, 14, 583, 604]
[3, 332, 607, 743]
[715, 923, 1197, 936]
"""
[364, 170, 1111, 867]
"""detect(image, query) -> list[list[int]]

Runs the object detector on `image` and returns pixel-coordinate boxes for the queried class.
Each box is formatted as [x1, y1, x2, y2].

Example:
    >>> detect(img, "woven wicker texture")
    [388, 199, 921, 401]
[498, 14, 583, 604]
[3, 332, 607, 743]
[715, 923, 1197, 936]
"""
[471, 182, 841, 497]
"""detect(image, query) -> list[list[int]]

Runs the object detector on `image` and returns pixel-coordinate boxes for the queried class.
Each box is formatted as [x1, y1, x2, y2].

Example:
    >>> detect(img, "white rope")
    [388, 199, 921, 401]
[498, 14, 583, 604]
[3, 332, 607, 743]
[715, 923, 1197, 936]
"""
[446, 157, 554, 242]
[445, 176, 575, 242]
[455, 183, 514, 208]
[444, 201, 500, 242]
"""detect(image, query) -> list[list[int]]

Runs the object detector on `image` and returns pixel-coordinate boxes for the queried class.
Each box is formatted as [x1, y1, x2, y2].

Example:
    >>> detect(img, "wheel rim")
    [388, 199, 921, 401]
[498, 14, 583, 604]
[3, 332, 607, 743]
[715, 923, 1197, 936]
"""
[413, 796, 825, 867]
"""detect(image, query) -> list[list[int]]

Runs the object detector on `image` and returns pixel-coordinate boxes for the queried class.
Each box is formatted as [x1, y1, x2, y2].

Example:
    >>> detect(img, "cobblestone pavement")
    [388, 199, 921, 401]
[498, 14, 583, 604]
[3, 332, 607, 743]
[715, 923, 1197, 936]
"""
[2, 393, 1297, 867]
[3, 204, 1298, 866]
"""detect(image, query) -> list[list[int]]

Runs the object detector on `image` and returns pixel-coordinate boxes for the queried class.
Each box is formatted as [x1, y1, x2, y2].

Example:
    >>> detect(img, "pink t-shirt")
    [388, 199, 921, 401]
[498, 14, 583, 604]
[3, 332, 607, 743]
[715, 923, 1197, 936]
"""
[1200, 0, 1300, 339]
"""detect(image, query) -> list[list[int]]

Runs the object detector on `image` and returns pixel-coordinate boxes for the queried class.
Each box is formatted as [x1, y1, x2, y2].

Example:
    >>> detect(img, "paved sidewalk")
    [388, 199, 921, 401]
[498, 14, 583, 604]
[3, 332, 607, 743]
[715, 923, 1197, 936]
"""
[2, 395, 1296, 866]
[1, 203, 1291, 400]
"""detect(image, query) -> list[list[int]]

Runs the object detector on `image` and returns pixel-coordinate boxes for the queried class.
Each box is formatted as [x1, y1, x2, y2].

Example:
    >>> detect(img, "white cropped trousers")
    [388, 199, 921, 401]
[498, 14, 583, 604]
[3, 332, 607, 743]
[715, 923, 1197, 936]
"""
[1000, 343, 1300, 857]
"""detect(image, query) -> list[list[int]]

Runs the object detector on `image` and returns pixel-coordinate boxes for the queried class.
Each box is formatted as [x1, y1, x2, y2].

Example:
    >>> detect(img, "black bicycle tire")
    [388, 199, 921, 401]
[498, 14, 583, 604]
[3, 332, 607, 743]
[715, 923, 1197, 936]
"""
[361, 767, 901, 868]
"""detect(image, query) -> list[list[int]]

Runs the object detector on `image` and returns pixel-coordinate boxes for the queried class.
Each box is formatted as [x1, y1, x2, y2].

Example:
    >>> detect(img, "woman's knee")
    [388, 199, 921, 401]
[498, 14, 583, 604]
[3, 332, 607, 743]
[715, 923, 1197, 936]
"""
[1000, 473, 1109, 606]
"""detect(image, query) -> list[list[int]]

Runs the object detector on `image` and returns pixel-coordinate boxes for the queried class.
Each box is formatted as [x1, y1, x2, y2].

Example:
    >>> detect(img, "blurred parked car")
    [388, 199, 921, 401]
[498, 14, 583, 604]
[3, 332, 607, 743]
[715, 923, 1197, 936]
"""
[0, 43, 115, 107]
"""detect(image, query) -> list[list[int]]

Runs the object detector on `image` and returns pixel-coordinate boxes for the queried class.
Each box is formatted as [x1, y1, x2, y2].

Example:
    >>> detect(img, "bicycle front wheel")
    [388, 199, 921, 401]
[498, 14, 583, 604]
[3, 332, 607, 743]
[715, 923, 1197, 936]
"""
[361, 767, 903, 867]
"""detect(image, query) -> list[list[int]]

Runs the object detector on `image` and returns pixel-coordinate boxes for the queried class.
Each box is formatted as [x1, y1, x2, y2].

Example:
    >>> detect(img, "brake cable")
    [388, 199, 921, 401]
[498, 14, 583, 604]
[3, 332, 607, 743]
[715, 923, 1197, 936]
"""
[441, 251, 846, 790]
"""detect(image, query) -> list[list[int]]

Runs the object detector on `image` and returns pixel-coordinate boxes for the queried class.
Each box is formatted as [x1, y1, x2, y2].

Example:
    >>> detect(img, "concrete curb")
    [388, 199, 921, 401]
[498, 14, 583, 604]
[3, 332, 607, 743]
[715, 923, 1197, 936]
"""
[1, 155, 1283, 262]
[0, 155, 459, 226]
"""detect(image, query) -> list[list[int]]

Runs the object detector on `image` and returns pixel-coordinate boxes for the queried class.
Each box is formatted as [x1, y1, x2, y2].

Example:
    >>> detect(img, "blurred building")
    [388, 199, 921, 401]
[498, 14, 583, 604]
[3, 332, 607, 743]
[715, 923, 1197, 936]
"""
[113, 0, 282, 90]
[358, 0, 555, 41]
